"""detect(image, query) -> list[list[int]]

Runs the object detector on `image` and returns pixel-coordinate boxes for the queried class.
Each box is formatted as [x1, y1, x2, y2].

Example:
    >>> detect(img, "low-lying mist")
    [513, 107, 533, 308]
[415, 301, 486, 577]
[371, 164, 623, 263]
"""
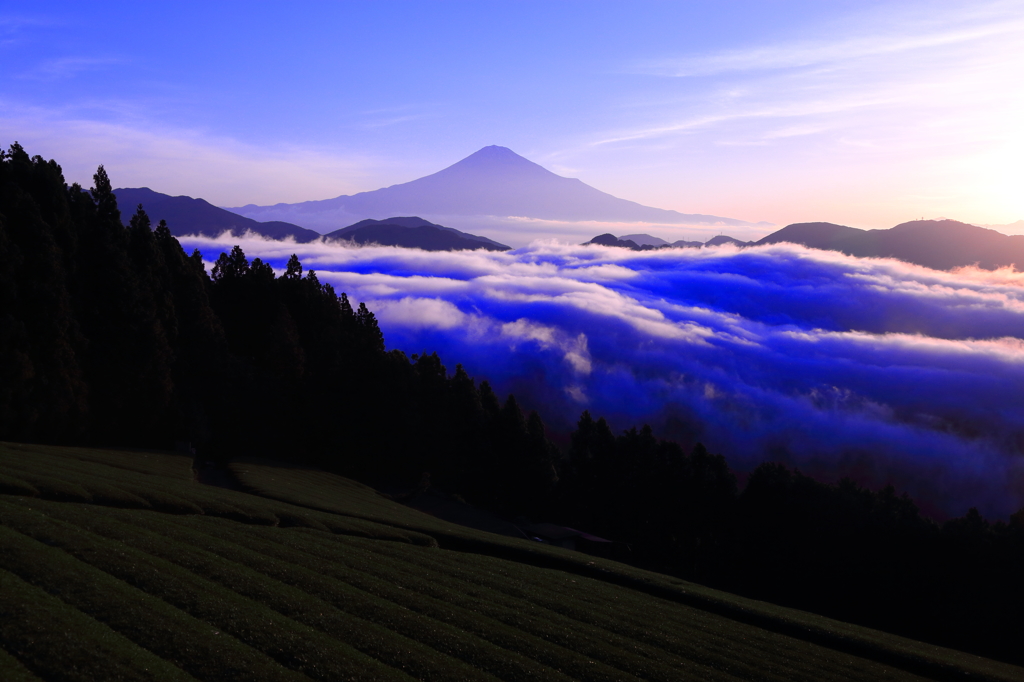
[181, 234, 1024, 519]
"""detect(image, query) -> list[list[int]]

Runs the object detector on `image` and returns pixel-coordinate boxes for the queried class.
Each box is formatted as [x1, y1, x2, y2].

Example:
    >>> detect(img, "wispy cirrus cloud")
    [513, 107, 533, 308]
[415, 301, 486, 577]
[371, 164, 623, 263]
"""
[18, 55, 122, 80]
[636, 10, 1024, 77]
[592, 2, 1024, 154]
[354, 102, 442, 130]
[0, 14, 52, 44]
[357, 114, 426, 129]
[555, 1, 1024, 227]
[0, 102, 393, 206]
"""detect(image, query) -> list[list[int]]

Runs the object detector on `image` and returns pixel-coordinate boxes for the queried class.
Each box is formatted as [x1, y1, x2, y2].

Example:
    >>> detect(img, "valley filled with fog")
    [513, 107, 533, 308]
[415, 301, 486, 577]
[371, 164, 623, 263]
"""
[181, 234, 1024, 519]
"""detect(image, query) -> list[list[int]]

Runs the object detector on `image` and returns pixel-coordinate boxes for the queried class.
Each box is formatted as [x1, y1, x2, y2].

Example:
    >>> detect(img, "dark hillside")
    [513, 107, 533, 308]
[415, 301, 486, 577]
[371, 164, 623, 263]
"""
[703, 235, 750, 247]
[756, 222, 868, 252]
[757, 219, 1024, 270]
[114, 187, 322, 242]
[0, 144, 558, 517]
[328, 216, 510, 250]
[548, 417, 1024, 664]
[874, 220, 1024, 270]
[337, 216, 440, 230]
[2, 442, 1023, 682]
[585, 233, 646, 250]
[584, 233, 744, 250]
[326, 218, 510, 251]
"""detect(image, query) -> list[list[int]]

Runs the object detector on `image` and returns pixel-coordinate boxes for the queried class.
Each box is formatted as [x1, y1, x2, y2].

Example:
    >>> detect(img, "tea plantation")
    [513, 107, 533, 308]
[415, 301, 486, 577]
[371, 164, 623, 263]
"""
[1, 441, 1021, 681]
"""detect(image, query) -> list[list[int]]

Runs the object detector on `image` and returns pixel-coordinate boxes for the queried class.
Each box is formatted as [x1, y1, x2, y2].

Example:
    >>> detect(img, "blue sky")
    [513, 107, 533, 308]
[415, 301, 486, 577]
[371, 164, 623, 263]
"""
[2, 1, 1022, 230]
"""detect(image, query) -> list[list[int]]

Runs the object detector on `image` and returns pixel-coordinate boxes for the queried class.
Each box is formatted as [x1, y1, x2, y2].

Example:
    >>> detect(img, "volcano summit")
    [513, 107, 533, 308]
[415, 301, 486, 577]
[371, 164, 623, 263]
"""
[228, 146, 769, 245]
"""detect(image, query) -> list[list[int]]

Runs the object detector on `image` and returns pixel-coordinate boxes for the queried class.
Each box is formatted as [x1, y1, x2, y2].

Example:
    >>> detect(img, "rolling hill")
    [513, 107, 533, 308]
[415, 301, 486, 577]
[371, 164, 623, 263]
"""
[588, 219, 1024, 271]
[2, 441, 1023, 681]
[228, 146, 770, 234]
[326, 217, 510, 251]
[110, 191, 510, 252]
[113, 187, 322, 243]
[756, 219, 1024, 270]
[585, 233, 741, 250]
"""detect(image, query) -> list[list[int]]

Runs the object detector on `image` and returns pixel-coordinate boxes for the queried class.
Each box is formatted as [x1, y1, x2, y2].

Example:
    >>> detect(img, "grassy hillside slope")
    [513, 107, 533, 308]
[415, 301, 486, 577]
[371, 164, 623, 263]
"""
[1, 442, 1021, 682]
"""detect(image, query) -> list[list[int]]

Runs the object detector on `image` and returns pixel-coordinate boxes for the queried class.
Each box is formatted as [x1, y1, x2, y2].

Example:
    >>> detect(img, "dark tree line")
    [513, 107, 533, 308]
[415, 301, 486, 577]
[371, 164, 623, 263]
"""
[0, 143, 558, 513]
[2, 143, 1022, 665]
[550, 406, 1024, 665]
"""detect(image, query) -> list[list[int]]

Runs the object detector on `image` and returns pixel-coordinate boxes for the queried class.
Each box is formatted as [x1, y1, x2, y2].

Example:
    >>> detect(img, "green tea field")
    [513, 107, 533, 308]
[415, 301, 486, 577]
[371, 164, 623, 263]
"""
[1, 441, 1021, 681]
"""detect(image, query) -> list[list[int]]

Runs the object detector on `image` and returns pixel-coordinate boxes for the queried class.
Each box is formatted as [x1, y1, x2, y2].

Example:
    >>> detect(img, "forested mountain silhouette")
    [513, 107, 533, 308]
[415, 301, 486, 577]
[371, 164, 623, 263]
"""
[1, 143, 558, 515]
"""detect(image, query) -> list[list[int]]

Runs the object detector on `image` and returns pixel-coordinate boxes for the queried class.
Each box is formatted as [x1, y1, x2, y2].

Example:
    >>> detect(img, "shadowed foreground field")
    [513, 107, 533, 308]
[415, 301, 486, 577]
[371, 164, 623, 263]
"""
[1, 442, 1021, 682]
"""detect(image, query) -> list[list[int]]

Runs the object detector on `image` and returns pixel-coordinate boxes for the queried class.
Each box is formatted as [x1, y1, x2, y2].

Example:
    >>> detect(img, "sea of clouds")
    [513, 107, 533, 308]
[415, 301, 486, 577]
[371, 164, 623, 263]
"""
[180, 235, 1024, 519]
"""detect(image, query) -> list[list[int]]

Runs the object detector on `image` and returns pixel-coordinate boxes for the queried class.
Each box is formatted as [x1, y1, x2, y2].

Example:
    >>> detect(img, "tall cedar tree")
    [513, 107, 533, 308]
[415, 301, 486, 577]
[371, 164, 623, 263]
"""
[0, 143, 560, 500]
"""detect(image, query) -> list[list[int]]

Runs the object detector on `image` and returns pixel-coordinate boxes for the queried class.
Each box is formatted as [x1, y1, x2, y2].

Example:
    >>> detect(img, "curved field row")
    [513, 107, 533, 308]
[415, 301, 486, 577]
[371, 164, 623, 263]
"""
[2, 442, 1022, 681]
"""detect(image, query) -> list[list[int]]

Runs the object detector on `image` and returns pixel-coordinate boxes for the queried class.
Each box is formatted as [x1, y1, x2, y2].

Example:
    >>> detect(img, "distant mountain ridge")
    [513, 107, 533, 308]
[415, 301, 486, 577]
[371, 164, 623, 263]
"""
[326, 217, 510, 251]
[756, 219, 1024, 270]
[114, 188, 511, 251]
[619, 233, 669, 247]
[976, 219, 1024, 234]
[586, 233, 702, 250]
[227, 146, 769, 233]
[587, 219, 1024, 271]
[113, 187, 321, 242]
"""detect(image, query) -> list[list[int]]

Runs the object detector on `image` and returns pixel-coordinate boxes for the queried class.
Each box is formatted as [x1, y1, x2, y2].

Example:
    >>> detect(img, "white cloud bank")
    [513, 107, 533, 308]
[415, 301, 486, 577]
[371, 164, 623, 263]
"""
[180, 234, 1024, 519]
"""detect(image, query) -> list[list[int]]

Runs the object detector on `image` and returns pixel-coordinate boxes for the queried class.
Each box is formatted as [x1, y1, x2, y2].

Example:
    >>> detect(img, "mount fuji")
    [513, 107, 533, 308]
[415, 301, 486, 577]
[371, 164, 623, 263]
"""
[227, 146, 770, 246]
